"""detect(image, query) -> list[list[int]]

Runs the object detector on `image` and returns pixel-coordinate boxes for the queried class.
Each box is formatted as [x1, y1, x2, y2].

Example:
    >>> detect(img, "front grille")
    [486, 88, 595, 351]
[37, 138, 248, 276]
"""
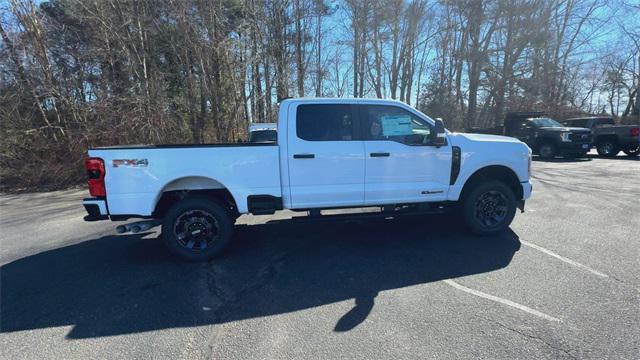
[570, 132, 592, 142]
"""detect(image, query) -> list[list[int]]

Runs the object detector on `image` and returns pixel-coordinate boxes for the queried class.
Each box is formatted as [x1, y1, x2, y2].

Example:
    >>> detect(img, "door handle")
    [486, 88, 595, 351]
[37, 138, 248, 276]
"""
[293, 154, 315, 159]
[370, 152, 390, 157]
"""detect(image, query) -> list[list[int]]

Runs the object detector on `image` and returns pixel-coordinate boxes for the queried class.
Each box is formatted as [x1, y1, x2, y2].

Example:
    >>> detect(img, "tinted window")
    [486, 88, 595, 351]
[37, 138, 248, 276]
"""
[594, 118, 614, 127]
[563, 119, 587, 127]
[249, 130, 277, 143]
[296, 105, 354, 141]
[362, 105, 432, 145]
[531, 118, 564, 128]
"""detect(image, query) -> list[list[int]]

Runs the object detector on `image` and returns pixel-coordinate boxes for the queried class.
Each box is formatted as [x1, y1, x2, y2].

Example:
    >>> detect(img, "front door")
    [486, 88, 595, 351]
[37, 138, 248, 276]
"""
[509, 120, 536, 148]
[287, 103, 365, 209]
[359, 104, 452, 205]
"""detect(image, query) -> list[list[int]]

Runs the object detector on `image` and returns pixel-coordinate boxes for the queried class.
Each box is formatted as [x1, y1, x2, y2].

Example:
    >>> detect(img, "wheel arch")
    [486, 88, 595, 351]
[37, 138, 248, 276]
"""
[459, 165, 523, 202]
[152, 176, 240, 219]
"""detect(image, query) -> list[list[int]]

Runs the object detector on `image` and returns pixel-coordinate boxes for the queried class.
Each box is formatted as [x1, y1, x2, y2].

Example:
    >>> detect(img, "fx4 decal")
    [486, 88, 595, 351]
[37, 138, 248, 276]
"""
[112, 159, 149, 168]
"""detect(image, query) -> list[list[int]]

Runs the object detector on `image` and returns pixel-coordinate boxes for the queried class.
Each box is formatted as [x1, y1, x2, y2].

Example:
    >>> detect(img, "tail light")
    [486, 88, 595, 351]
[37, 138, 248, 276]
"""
[631, 127, 639, 137]
[85, 157, 106, 197]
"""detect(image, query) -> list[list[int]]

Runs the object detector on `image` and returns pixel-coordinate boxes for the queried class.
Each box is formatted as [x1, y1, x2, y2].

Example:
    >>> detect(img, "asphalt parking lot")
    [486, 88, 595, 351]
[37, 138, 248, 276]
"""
[1, 152, 639, 359]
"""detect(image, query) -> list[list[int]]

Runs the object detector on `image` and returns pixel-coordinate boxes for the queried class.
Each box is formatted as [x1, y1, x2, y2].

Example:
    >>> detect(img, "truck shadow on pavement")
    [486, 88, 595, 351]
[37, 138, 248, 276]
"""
[1, 215, 520, 338]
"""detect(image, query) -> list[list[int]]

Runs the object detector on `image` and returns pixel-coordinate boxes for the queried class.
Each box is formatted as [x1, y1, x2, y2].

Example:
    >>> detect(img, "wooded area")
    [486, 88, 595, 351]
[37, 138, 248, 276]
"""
[1, 0, 639, 190]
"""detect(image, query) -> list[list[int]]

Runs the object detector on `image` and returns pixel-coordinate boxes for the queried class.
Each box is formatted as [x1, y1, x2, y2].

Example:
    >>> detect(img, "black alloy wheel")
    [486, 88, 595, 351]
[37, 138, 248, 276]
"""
[596, 140, 619, 157]
[162, 198, 234, 261]
[538, 143, 556, 159]
[473, 190, 509, 228]
[461, 180, 517, 235]
[174, 209, 219, 251]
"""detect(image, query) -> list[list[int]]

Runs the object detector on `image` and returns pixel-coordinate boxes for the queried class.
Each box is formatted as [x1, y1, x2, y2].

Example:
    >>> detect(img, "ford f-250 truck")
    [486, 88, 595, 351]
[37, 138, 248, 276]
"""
[83, 98, 532, 261]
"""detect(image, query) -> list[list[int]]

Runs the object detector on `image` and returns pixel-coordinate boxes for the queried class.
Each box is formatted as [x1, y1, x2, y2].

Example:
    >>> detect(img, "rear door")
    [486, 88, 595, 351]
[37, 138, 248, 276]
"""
[287, 103, 365, 208]
[359, 104, 451, 205]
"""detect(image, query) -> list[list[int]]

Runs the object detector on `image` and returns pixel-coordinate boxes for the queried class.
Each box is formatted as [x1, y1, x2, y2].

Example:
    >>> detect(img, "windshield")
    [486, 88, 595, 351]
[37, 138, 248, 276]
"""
[530, 118, 564, 128]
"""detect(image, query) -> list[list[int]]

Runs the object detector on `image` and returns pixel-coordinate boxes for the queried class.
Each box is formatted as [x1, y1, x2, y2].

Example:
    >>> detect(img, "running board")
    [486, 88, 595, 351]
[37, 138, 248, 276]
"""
[285, 205, 448, 223]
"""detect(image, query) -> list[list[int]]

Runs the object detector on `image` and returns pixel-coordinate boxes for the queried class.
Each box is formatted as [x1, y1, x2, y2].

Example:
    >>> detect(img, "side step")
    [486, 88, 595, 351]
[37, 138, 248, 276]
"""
[248, 195, 283, 215]
[287, 204, 448, 223]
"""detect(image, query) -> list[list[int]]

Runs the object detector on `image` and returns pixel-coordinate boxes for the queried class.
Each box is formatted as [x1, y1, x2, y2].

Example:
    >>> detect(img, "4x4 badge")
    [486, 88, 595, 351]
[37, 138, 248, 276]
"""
[112, 159, 149, 167]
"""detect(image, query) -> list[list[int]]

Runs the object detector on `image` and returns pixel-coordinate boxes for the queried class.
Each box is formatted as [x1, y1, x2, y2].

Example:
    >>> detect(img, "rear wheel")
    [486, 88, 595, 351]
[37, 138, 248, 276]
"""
[537, 143, 557, 159]
[596, 139, 619, 157]
[461, 180, 517, 235]
[162, 197, 234, 261]
[623, 145, 639, 157]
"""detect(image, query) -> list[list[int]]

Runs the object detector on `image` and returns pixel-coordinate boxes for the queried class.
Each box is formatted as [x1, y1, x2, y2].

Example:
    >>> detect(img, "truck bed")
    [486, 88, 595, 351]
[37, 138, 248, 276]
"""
[89, 143, 281, 215]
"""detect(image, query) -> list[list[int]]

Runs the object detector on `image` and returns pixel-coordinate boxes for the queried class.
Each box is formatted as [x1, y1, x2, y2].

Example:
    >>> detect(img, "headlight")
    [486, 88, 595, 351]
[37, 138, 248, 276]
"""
[560, 132, 572, 142]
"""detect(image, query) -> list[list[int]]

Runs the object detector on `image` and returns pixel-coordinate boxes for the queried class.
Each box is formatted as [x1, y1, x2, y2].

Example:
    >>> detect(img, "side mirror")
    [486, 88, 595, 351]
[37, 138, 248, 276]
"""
[432, 118, 446, 147]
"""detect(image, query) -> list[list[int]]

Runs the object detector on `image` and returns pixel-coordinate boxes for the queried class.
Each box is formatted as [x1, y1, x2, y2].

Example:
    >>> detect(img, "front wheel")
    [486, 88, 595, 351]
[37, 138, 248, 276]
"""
[623, 145, 639, 157]
[162, 197, 234, 261]
[537, 143, 557, 159]
[461, 180, 517, 235]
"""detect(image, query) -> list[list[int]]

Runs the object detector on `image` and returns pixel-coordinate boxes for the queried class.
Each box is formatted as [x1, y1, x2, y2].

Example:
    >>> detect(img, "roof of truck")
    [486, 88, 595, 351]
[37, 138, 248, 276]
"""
[565, 116, 613, 120]
[280, 97, 409, 105]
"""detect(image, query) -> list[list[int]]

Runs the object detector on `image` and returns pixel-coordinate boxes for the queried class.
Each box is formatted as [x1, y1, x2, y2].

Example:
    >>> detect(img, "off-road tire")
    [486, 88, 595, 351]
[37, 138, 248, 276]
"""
[162, 197, 234, 261]
[596, 139, 620, 157]
[461, 180, 517, 235]
[537, 143, 557, 159]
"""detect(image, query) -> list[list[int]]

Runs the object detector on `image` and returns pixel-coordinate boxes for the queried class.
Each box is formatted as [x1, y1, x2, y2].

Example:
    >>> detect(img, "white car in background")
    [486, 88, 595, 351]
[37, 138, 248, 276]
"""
[248, 123, 277, 143]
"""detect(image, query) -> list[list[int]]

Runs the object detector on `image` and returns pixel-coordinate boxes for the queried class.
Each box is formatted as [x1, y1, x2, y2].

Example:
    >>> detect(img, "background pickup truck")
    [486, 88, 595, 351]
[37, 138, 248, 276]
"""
[83, 98, 532, 261]
[560, 116, 640, 157]
[472, 112, 592, 159]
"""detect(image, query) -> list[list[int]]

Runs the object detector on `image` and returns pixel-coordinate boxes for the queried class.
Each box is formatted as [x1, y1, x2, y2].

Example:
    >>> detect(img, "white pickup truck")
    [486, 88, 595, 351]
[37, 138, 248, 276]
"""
[83, 98, 532, 261]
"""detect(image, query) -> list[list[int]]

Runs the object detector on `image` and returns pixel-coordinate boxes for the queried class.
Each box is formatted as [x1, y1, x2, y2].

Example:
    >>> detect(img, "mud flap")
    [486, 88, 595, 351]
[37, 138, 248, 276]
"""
[517, 200, 525, 213]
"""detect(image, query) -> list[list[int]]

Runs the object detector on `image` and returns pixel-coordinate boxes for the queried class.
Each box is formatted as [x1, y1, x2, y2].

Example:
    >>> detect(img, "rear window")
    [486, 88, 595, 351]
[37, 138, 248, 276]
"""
[563, 119, 588, 127]
[594, 118, 614, 126]
[296, 104, 354, 141]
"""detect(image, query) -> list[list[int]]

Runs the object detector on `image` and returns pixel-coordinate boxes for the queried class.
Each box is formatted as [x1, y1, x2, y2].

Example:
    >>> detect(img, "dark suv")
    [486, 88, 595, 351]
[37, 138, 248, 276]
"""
[560, 117, 640, 157]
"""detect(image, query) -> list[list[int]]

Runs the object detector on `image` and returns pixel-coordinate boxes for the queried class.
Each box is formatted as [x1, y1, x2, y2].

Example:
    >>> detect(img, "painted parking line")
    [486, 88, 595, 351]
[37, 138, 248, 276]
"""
[520, 240, 608, 278]
[444, 279, 561, 322]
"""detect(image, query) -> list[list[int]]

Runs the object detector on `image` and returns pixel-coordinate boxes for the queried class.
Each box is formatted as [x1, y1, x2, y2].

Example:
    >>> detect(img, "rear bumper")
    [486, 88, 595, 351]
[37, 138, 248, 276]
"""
[83, 198, 109, 221]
